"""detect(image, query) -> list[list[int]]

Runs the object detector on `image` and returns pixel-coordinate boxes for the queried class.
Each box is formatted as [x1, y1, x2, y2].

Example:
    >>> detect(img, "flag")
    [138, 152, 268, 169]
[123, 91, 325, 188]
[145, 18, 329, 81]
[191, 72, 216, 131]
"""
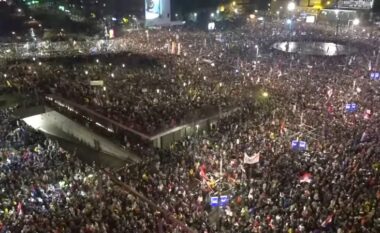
[199, 164, 208, 180]
[360, 131, 368, 142]
[299, 172, 312, 183]
[327, 87, 333, 98]
[17, 202, 23, 216]
[348, 56, 353, 65]
[321, 214, 334, 228]
[327, 103, 334, 114]
[280, 120, 286, 135]
[277, 70, 282, 77]
[363, 109, 372, 120]
[244, 152, 260, 164]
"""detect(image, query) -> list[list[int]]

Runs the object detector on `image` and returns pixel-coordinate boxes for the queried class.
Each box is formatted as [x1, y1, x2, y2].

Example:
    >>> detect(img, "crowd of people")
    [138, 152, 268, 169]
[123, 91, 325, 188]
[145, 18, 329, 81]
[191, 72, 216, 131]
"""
[0, 19, 379, 232]
[0, 107, 185, 232]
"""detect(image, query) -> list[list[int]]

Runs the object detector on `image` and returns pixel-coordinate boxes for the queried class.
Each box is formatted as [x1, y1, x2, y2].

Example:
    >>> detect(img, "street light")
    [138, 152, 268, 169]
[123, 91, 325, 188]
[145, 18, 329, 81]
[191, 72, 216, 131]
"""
[353, 18, 360, 26]
[211, 12, 215, 18]
[287, 2, 296, 11]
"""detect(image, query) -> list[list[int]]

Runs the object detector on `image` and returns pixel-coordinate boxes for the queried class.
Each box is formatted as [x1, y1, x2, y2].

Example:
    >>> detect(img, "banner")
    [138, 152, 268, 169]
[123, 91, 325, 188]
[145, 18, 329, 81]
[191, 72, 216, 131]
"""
[345, 103, 358, 113]
[338, 0, 374, 9]
[244, 152, 260, 164]
[210, 195, 230, 207]
[90, 80, 104, 86]
[291, 140, 307, 151]
[370, 71, 380, 80]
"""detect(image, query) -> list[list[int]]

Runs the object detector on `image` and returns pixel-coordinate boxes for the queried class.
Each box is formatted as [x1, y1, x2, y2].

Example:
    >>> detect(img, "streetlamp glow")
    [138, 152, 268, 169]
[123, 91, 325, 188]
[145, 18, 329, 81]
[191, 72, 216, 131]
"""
[287, 2, 296, 11]
[353, 18, 360, 26]
[262, 92, 269, 98]
[211, 12, 215, 18]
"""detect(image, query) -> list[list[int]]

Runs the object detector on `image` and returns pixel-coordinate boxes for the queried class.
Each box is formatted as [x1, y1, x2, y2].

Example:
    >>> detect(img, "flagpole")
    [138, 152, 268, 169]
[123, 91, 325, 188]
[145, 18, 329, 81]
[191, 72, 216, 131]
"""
[217, 150, 223, 232]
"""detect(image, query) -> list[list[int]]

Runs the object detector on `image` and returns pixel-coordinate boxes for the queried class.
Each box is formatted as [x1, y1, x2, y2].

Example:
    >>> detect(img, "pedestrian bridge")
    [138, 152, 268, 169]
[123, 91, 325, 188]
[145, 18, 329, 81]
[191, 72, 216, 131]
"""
[19, 108, 140, 163]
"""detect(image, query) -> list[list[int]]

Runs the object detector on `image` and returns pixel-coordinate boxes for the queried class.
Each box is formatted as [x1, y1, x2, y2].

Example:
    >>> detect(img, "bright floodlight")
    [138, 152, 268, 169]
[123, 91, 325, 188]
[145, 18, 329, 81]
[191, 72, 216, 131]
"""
[353, 18, 360, 26]
[262, 92, 269, 97]
[287, 2, 296, 11]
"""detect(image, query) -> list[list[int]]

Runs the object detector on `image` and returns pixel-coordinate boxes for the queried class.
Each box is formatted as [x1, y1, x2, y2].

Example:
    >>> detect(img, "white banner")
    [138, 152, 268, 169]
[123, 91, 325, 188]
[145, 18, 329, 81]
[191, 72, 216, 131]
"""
[90, 80, 104, 86]
[244, 152, 260, 164]
[338, 0, 374, 9]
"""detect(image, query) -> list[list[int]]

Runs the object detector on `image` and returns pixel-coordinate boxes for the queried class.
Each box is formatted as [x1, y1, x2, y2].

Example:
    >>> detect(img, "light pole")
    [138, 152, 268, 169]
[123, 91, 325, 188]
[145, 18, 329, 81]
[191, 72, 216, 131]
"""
[287, 2, 296, 31]
[255, 45, 259, 62]
[335, 9, 340, 35]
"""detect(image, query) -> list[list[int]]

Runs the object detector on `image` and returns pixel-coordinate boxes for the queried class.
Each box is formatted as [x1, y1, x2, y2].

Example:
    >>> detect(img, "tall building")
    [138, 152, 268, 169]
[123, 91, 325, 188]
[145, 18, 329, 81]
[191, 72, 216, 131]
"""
[145, 0, 173, 26]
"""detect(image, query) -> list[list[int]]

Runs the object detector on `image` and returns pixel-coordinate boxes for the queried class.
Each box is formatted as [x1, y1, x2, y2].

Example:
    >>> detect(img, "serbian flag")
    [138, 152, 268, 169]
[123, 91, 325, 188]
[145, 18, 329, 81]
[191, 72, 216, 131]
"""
[321, 214, 334, 228]
[17, 202, 23, 216]
[327, 103, 334, 115]
[280, 120, 286, 135]
[244, 152, 260, 164]
[199, 164, 208, 180]
[299, 172, 312, 183]
[363, 109, 372, 120]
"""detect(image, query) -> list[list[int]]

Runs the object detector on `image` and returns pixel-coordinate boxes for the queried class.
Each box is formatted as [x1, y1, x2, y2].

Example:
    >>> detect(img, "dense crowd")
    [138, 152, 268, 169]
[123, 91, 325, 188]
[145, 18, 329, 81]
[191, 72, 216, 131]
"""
[0, 19, 379, 232]
[0, 108, 183, 232]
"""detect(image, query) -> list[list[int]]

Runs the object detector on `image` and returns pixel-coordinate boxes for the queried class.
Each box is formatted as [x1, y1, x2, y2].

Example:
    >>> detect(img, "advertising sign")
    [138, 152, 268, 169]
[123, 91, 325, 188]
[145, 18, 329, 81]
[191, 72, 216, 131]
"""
[338, 0, 374, 9]
[146, 0, 161, 20]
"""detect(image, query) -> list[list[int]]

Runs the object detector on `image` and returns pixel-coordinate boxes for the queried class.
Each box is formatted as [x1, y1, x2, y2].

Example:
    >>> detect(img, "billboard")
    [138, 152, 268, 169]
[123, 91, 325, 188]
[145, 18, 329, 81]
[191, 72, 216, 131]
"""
[338, 0, 374, 9]
[145, 0, 161, 20]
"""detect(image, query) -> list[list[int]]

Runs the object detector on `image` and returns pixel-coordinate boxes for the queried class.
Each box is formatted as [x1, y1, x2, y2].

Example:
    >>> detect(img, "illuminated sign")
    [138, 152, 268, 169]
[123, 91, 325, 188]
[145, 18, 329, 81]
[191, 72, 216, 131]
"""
[345, 103, 358, 113]
[145, 0, 161, 20]
[370, 71, 380, 80]
[306, 16, 315, 23]
[291, 140, 307, 151]
[338, 0, 374, 9]
[210, 195, 230, 207]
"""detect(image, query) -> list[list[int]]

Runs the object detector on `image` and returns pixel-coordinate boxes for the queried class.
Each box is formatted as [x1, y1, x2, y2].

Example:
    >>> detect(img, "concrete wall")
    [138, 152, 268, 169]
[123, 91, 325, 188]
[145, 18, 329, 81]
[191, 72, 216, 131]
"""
[23, 110, 140, 163]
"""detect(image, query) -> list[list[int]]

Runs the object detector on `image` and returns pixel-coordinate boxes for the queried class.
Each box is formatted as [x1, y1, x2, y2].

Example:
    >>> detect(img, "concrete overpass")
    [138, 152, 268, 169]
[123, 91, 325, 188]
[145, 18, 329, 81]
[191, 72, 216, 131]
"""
[14, 106, 140, 163]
